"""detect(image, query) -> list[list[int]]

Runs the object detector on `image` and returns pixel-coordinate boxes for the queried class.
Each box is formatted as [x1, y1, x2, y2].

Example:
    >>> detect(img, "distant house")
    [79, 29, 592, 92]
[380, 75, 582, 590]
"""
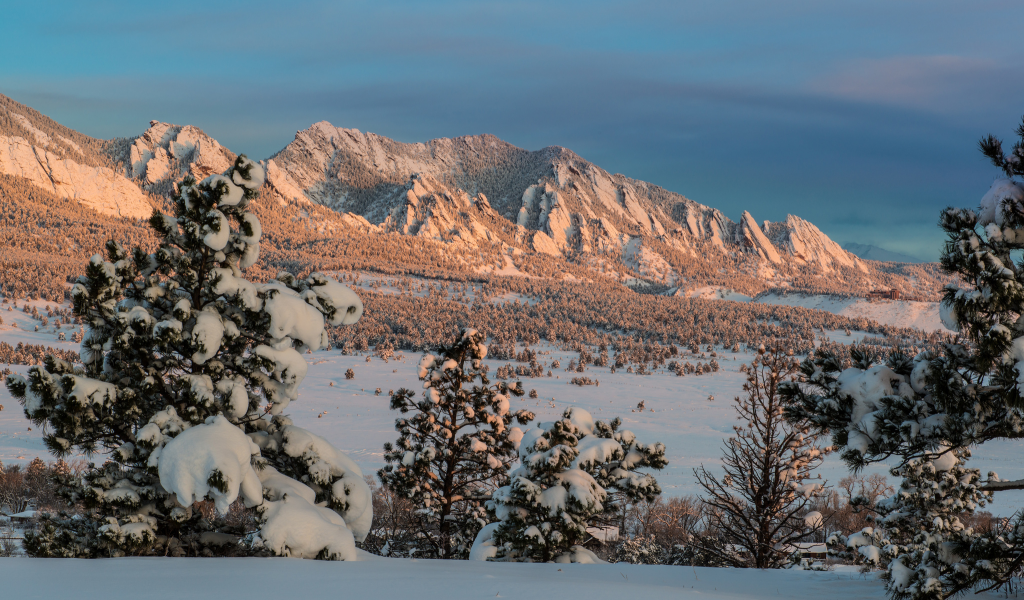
[587, 526, 619, 543]
[8, 510, 36, 524]
[867, 288, 901, 300]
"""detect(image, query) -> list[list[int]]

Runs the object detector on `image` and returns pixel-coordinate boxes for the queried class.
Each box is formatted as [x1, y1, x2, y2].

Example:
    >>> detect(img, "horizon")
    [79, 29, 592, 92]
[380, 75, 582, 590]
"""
[3, 1, 1024, 260]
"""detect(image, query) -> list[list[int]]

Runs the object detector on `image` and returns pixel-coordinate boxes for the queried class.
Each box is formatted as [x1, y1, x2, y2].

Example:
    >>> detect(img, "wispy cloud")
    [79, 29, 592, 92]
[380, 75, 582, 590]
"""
[808, 55, 1017, 113]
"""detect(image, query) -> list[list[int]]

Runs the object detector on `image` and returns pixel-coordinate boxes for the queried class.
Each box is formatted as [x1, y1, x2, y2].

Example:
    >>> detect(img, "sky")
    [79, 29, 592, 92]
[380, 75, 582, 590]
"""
[2, 0, 1023, 261]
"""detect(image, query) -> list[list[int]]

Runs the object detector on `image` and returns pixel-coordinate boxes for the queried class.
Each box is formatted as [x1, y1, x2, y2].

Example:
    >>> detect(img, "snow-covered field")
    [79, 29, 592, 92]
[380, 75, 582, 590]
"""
[0, 556, 898, 600]
[270, 347, 906, 498]
[754, 293, 950, 334]
[0, 339, 899, 497]
[684, 286, 754, 303]
[677, 288, 951, 334]
[3, 297, 1024, 598]
[4, 311, 1024, 514]
[1, 289, 1020, 506]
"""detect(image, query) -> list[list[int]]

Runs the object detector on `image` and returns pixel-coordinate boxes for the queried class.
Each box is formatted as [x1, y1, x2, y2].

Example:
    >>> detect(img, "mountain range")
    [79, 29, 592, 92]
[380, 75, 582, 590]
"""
[0, 93, 947, 301]
[842, 243, 925, 264]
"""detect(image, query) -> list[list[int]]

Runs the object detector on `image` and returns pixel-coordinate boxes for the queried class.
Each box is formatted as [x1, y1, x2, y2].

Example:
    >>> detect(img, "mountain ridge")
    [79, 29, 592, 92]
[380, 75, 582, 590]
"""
[843, 242, 926, 264]
[0, 93, 949, 301]
[260, 120, 868, 274]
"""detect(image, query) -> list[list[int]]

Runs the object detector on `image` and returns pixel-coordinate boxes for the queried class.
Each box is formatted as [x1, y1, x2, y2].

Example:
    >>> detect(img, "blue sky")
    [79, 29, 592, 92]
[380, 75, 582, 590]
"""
[2, 0, 1022, 260]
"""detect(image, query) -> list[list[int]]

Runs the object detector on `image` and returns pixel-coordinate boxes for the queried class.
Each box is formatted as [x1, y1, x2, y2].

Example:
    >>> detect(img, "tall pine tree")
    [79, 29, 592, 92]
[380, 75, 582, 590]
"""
[379, 329, 534, 558]
[781, 117, 1024, 599]
[7, 158, 371, 559]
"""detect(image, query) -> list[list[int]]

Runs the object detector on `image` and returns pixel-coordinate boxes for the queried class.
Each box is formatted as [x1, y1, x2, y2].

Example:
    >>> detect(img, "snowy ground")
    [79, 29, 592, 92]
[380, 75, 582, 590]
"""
[283, 346, 902, 499]
[754, 293, 950, 334]
[0, 556, 904, 600]
[2, 296, 1023, 598]
[676, 288, 951, 334]
[7, 339, 1024, 514]
[684, 286, 754, 303]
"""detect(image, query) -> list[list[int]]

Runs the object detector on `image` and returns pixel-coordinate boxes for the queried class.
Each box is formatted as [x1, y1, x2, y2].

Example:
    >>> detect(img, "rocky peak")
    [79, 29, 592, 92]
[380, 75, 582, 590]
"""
[129, 121, 236, 188]
[738, 211, 782, 264]
[260, 120, 892, 289]
[768, 215, 865, 273]
[0, 93, 915, 296]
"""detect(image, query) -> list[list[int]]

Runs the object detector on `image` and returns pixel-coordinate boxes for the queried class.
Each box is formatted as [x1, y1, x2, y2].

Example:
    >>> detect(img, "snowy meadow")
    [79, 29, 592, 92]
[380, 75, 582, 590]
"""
[4, 303, 1024, 511]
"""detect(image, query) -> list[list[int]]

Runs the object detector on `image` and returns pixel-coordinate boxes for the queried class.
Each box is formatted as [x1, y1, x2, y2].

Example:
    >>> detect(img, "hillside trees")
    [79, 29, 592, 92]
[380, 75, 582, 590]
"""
[5, 157, 370, 559]
[780, 119, 1024, 599]
[378, 329, 534, 559]
[694, 346, 829, 569]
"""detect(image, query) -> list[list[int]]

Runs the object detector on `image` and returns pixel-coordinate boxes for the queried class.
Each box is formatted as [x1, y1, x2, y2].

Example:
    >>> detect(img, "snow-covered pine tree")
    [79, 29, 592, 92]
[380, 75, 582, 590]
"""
[779, 119, 1024, 600]
[6, 158, 371, 559]
[470, 407, 667, 563]
[378, 328, 534, 559]
[694, 345, 828, 569]
[614, 534, 665, 564]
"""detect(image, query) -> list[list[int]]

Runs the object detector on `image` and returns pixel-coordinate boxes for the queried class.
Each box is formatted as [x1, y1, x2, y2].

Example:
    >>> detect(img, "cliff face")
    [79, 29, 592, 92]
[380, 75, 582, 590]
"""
[769, 215, 866, 273]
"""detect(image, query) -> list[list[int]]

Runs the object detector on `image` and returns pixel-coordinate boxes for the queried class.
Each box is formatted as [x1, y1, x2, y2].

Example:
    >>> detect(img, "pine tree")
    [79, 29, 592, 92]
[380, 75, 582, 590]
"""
[779, 117, 1024, 600]
[474, 407, 666, 562]
[378, 328, 534, 559]
[5, 158, 371, 559]
[614, 534, 665, 564]
[694, 345, 828, 569]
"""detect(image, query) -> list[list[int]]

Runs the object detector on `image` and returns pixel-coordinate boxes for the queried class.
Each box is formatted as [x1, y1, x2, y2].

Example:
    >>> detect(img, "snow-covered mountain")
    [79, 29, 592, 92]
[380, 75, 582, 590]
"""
[0, 93, 948, 299]
[261, 121, 867, 276]
[129, 120, 237, 192]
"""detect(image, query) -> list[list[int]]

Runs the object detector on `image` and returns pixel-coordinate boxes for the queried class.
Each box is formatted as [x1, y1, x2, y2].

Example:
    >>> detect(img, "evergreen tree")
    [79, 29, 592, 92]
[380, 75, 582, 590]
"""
[695, 345, 829, 569]
[613, 534, 665, 564]
[378, 329, 534, 558]
[473, 407, 666, 562]
[5, 159, 371, 559]
[780, 117, 1024, 599]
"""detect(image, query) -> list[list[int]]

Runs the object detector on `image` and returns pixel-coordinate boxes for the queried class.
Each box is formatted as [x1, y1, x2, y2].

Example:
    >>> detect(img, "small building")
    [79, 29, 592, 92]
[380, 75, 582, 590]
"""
[587, 526, 619, 543]
[867, 288, 901, 300]
[8, 510, 36, 524]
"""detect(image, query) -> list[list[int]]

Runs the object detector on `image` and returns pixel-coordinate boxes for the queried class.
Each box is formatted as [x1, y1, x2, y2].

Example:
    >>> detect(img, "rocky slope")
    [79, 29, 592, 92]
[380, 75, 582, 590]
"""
[0, 98, 154, 219]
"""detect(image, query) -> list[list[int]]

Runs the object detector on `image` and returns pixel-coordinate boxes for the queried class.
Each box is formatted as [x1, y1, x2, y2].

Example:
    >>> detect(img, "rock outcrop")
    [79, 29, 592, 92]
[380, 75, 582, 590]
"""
[769, 215, 866, 273]
[0, 135, 153, 219]
[738, 211, 782, 264]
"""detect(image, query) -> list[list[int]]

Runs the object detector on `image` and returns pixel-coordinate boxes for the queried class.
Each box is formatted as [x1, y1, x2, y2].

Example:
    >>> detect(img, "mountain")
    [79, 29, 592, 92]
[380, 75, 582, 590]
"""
[260, 121, 868, 276]
[843, 242, 926, 264]
[0, 93, 951, 302]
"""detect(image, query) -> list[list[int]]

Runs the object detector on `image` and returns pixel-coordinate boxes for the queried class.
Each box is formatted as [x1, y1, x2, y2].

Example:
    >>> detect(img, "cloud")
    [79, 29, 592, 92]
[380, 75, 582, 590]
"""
[808, 54, 1019, 113]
